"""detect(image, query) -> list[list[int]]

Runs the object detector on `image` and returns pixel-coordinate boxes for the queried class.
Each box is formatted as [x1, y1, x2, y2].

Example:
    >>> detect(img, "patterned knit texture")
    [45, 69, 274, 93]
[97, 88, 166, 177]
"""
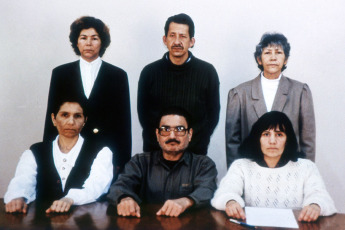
[211, 159, 336, 216]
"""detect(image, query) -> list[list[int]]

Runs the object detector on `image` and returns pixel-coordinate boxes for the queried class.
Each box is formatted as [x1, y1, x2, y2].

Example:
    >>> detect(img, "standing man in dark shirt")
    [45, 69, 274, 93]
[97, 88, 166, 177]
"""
[107, 107, 217, 217]
[137, 13, 220, 155]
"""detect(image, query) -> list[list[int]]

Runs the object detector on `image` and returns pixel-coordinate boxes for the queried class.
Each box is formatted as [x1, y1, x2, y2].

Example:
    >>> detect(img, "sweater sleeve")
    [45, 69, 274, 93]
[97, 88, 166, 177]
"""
[205, 65, 220, 137]
[211, 160, 245, 210]
[302, 161, 336, 216]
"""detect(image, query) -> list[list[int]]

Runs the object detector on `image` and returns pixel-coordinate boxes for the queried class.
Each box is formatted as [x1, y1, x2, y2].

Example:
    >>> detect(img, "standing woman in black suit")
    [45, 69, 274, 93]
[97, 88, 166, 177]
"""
[44, 16, 131, 179]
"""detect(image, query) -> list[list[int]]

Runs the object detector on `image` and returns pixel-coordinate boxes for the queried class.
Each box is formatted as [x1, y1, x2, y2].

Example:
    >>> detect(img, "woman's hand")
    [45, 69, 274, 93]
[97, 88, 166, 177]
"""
[298, 204, 321, 222]
[225, 200, 246, 219]
[46, 197, 74, 213]
[5, 198, 27, 213]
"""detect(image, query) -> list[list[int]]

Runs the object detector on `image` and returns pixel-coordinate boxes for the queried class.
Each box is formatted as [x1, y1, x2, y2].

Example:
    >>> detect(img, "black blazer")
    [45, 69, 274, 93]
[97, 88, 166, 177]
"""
[43, 60, 132, 176]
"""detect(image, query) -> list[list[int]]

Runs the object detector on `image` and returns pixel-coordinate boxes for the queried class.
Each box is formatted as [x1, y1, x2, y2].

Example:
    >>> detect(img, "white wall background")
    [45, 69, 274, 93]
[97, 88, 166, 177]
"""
[1, 0, 344, 213]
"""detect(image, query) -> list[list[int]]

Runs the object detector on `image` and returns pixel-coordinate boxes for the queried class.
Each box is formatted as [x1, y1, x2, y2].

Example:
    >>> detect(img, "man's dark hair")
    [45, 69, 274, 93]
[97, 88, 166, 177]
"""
[164, 13, 195, 38]
[52, 92, 88, 118]
[254, 33, 290, 71]
[69, 16, 111, 57]
[157, 107, 193, 129]
[239, 111, 304, 163]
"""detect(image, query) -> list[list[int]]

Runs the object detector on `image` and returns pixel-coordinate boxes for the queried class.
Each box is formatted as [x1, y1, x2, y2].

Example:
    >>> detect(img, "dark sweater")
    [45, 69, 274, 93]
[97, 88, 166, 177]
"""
[30, 140, 101, 209]
[137, 52, 220, 155]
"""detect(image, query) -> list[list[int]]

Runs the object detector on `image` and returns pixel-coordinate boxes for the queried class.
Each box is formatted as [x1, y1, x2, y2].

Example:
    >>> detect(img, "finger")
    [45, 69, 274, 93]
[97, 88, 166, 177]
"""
[135, 204, 141, 218]
[298, 207, 307, 221]
[157, 203, 168, 216]
[23, 203, 28, 213]
[237, 206, 246, 219]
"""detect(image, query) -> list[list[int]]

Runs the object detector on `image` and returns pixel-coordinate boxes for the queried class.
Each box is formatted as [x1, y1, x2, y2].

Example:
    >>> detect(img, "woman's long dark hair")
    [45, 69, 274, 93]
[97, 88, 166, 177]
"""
[239, 111, 305, 163]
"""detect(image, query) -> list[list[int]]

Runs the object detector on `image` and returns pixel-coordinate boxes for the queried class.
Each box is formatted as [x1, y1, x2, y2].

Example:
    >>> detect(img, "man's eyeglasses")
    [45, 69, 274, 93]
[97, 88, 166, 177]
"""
[158, 126, 190, 136]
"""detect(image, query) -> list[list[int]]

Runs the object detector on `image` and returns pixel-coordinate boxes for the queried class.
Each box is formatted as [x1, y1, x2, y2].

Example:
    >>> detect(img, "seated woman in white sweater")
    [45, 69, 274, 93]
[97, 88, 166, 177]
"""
[212, 111, 336, 222]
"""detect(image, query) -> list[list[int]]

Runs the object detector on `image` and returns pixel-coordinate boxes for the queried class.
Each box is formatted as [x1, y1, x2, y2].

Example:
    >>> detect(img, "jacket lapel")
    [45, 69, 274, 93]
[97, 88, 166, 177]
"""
[88, 61, 104, 100]
[252, 75, 267, 118]
[271, 75, 289, 112]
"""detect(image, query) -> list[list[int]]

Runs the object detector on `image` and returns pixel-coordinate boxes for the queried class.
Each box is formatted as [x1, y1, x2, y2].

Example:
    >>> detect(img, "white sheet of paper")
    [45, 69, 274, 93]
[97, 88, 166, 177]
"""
[245, 207, 299, 228]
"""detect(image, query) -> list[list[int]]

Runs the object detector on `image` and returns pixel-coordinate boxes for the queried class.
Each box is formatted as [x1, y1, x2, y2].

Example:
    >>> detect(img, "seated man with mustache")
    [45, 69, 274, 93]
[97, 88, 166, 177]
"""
[107, 107, 218, 217]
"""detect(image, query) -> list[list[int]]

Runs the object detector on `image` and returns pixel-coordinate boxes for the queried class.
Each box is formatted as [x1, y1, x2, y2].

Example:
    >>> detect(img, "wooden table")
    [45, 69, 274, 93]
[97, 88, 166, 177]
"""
[0, 199, 344, 229]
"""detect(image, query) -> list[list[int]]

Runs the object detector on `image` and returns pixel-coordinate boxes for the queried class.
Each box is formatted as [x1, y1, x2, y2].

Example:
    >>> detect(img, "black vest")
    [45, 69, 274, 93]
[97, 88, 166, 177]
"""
[30, 139, 102, 207]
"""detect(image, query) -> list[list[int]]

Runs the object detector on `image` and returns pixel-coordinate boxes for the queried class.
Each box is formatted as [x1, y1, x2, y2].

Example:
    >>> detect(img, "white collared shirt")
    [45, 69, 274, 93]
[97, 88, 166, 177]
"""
[261, 72, 281, 112]
[4, 135, 113, 205]
[79, 57, 102, 98]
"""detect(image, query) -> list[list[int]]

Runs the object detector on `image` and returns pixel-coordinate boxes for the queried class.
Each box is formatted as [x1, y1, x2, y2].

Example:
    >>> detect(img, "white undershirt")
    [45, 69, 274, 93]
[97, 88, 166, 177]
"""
[4, 135, 113, 205]
[79, 57, 102, 98]
[260, 72, 281, 112]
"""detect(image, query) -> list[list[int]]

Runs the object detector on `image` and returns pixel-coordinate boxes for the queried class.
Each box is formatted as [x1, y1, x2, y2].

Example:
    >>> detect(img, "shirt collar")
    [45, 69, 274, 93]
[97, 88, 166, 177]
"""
[53, 134, 84, 167]
[79, 56, 102, 66]
[260, 72, 282, 82]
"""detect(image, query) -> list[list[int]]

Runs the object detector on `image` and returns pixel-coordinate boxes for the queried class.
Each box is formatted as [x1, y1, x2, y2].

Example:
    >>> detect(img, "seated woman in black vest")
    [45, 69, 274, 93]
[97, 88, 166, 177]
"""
[4, 95, 113, 213]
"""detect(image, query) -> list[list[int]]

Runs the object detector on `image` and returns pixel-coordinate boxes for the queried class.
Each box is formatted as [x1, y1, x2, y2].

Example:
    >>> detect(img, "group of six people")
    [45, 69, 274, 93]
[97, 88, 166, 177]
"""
[4, 13, 336, 222]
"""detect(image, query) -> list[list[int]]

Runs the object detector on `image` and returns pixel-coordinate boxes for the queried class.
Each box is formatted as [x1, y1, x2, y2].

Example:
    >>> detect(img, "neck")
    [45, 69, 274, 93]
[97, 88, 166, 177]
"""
[263, 71, 281, 80]
[168, 53, 189, 65]
[58, 135, 79, 154]
[163, 151, 184, 161]
[264, 156, 280, 168]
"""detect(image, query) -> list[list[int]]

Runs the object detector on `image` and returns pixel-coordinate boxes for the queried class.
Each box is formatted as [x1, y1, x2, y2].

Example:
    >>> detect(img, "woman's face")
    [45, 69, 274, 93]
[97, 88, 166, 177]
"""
[51, 102, 85, 139]
[77, 28, 101, 62]
[257, 45, 287, 79]
[260, 127, 287, 162]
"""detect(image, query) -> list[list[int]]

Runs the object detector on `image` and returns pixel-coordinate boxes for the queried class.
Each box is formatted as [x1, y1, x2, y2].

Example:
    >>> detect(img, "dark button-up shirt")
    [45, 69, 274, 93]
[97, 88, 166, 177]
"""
[107, 150, 217, 206]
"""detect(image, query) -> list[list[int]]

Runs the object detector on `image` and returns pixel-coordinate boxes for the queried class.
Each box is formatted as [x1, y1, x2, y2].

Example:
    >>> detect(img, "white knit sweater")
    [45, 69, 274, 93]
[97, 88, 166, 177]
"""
[211, 159, 336, 216]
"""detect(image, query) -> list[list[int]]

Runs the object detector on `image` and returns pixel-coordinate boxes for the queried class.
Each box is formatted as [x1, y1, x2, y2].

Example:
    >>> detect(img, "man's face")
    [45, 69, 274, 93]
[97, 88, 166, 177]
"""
[163, 22, 195, 62]
[156, 115, 193, 158]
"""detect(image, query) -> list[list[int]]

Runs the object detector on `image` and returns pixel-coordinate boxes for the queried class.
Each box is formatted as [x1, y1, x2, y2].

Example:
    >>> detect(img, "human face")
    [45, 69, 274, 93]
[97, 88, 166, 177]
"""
[163, 22, 195, 65]
[257, 45, 288, 79]
[51, 102, 85, 139]
[156, 115, 193, 160]
[77, 28, 101, 62]
[260, 127, 287, 165]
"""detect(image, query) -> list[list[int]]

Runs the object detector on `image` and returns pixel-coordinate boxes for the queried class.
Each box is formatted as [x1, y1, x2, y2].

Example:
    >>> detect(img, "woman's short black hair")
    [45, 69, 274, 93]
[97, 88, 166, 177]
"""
[239, 111, 304, 163]
[164, 13, 195, 38]
[69, 16, 111, 57]
[254, 33, 290, 71]
[52, 92, 88, 119]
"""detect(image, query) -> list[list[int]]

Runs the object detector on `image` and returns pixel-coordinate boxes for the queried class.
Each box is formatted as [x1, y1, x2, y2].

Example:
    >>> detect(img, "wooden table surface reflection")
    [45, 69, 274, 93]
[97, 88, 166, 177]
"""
[0, 199, 344, 229]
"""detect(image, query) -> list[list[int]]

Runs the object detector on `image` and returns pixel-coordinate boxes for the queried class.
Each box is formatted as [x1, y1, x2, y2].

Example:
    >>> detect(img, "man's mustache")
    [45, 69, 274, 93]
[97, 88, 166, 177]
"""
[172, 45, 183, 49]
[165, 139, 180, 144]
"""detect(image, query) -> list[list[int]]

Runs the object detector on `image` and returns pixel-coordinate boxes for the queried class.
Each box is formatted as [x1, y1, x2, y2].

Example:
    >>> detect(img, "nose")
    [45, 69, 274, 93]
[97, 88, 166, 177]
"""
[169, 130, 177, 138]
[86, 38, 92, 45]
[270, 52, 277, 60]
[173, 36, 181, 45]
[67, 117, 75, 125]
[269, 135, 277, 144]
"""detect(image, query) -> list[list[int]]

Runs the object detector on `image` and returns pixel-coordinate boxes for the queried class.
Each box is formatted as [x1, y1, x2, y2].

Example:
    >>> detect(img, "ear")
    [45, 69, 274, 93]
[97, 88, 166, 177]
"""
[284, 58, 288, 65]
[257, 56, 262, 65]
[188, 128, 193, 142]
[51, 113, 57, 126]
[156, 128, 160, 142]
[83, 116, 88, 126]
[163, 36, 167, 46]
[189, 37, 195, 48]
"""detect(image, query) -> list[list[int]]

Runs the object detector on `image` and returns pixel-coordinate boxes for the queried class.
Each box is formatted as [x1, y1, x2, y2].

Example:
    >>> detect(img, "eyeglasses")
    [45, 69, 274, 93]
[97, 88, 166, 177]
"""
[158, 126, 189, 136]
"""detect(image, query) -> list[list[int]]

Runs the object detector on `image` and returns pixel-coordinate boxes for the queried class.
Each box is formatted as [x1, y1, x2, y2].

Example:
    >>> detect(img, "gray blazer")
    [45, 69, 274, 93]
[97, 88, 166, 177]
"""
[226, 75, 315, 167]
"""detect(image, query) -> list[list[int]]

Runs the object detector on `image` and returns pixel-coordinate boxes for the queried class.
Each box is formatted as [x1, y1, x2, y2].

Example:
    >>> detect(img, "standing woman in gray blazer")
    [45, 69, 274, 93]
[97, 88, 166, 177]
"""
[226, 33, 315, 167]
